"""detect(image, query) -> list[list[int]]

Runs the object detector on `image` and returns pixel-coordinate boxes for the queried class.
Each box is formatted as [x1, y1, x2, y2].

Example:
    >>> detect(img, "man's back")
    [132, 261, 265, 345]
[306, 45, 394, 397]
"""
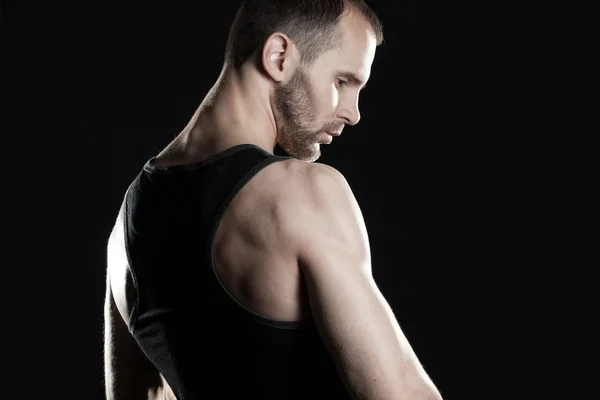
[210, 150, 312, 324]
[105, 143, 442, 399]
[106, 144, 350, 399]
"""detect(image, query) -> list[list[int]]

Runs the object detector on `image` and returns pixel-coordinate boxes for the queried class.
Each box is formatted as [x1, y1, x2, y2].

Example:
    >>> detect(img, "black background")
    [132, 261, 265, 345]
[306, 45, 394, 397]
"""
[12, 0, 593, 399]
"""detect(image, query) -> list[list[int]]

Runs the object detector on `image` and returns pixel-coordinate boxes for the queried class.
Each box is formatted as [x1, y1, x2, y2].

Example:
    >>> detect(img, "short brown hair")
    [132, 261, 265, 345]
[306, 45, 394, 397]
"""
[224, 0, 384, 70]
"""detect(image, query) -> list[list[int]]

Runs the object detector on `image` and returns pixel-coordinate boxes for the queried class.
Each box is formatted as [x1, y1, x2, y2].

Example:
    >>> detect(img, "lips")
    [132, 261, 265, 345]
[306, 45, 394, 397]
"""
[327, 131, 342, 137]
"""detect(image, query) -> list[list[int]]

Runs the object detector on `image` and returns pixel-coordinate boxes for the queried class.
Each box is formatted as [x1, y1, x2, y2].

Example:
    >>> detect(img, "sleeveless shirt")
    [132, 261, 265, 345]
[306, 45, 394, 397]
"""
[122, 144, 351, 399]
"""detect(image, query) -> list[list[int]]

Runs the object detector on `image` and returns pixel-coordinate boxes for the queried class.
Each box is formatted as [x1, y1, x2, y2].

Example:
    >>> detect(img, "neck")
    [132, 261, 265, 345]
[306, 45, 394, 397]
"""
[176, 66, 279, 157]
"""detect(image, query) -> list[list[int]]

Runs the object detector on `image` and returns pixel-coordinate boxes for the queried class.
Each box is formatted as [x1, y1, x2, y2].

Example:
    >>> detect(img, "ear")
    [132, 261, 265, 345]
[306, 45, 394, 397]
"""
[261, 32, 299, 84]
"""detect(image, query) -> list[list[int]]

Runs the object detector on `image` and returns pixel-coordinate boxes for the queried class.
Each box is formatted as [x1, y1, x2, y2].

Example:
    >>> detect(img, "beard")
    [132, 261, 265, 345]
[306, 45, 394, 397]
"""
[273, 66, 325, 163]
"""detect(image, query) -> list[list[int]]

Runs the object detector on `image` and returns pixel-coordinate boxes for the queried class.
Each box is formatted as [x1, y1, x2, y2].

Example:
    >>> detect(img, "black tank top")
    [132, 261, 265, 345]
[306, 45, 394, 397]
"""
[123, 144, 351, 399]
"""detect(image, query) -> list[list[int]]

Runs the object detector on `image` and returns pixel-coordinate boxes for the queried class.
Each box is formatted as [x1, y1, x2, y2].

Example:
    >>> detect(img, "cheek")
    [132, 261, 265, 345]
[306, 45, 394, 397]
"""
[314, 83, 338, 111]
[329, 84, 339, 109]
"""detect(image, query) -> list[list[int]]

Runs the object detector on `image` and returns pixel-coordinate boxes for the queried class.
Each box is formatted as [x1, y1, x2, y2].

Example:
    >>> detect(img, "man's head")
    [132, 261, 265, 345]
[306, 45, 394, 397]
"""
[224, 0, 384, 162]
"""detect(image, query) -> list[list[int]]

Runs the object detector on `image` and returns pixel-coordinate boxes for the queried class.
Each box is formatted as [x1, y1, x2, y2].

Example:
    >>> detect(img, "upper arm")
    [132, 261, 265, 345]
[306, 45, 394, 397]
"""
[104, 207, 174, 400]
[283, 164, 442, 400]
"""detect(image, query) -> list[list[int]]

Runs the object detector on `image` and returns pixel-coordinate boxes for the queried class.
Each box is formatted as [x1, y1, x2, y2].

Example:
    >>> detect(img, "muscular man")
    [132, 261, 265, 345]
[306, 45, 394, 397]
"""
[104, 1, 443, 399]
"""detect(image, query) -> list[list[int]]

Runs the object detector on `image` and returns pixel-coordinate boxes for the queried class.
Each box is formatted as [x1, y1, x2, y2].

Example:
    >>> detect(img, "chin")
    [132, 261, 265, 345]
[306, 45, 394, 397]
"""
[277, 142, 320, 163]
[292, 150, 320, 163]
[301, 148, 321, 163]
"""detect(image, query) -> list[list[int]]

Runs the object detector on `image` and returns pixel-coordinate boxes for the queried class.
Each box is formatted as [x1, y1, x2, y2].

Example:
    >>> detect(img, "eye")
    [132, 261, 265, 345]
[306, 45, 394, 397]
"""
[337, 79, 348, 87]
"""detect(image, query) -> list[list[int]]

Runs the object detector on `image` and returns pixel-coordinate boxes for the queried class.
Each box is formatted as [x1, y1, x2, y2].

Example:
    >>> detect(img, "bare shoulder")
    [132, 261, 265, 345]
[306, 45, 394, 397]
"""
[273, 162, 443, 399]
[240, 158, 351, 207]
[274, 160, 356, 206]
[229, 157, 365, 252]
[271, 160, 370, 268]
[229, 157, 365, 258]
[267, 160, 362, 224]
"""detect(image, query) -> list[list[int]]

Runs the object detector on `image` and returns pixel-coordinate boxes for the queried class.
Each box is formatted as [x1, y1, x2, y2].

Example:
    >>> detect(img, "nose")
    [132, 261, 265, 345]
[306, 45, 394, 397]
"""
[337, 97, 361, 126]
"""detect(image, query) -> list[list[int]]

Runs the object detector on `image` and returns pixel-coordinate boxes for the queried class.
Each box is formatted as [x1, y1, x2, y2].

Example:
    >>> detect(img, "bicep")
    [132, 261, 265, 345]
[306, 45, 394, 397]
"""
[104, 272, 166, 400]
[290, 165, 442, 400]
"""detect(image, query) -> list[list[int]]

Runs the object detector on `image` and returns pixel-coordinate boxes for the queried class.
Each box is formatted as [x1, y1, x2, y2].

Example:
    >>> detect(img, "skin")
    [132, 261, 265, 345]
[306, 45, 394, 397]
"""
[154, 7, 373, 165]
[105, 7, 443, 400]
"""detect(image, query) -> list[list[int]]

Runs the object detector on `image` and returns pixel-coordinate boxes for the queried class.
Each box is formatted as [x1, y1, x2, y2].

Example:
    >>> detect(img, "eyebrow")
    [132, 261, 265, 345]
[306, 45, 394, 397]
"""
[338, 71, 368, 90]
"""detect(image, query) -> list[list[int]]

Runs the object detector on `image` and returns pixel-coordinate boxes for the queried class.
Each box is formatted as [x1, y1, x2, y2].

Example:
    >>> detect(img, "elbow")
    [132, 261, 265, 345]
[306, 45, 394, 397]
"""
[422, 382, 444, 400]
[421, 384, 443, 400]
[398, 380, 444, 400]
[429, 391, 444, 400]
[377, 384, 444, 400]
